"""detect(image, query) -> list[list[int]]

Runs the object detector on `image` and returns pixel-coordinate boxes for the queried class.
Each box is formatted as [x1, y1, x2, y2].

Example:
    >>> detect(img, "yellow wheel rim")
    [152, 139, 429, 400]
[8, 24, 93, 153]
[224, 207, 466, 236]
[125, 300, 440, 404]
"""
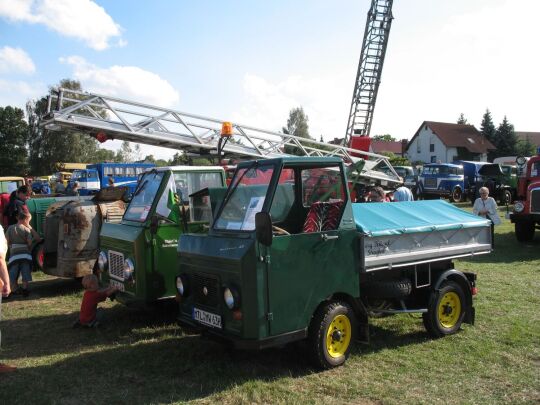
[326, 314, 352, 358]
[438, 291, 462, 329]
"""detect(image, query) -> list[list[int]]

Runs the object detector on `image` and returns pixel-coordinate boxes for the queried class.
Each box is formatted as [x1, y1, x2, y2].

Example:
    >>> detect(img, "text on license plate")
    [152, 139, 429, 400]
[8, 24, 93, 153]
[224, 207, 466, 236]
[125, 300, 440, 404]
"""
[109, 279, 125, 292]
[193, 308, 222, 329]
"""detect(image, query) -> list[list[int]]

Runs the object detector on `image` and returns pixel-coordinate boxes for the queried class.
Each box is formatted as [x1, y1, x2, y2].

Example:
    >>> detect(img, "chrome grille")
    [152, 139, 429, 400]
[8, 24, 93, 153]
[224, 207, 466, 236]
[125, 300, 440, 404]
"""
[108, 250, 124, 280]
[424, 178, 437, 188]
[191, 273, 219, 308]
[531, 189, 540, 213]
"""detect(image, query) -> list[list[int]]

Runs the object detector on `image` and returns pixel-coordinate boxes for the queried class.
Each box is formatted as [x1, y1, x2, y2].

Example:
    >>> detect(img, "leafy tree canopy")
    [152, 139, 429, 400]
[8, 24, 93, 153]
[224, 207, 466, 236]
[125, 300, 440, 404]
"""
[0, 106, 29, 176]
[283, 107, 312, 156]
[457, 113, 468, 124]
[372, 134, 396, 142]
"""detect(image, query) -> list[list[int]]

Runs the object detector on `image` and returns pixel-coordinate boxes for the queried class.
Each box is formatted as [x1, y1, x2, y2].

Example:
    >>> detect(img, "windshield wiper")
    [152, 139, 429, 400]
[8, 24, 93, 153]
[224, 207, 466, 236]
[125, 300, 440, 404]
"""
[133, 179, 148, 197]
[221, 161, 259, 207]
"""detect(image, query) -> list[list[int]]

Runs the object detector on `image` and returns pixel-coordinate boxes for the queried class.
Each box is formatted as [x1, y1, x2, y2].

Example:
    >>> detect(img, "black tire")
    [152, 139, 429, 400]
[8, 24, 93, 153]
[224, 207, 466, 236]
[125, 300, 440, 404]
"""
[515, 221, 535, 242]
[450, 187, 462, 203]
[365, 278, 412, 299]
[309, 301, 357, 369]
[500, 189, 512, 205]
[423, 281, 466, 338]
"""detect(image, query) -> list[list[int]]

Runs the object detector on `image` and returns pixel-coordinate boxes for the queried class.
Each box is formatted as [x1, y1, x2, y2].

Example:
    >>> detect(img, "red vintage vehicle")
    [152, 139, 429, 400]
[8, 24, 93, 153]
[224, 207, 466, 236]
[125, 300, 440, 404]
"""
[0, 177, 25, 228]
[509, 149, 540, 241]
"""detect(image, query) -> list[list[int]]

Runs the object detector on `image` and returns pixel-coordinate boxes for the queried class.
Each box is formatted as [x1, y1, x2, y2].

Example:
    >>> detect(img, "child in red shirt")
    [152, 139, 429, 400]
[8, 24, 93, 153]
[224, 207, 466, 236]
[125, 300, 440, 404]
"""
[78, 274, 118, 327]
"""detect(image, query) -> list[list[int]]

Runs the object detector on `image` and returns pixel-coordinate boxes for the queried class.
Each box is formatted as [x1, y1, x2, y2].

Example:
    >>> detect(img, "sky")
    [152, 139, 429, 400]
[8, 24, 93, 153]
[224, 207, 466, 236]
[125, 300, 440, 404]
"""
[0, 0, 538, 160]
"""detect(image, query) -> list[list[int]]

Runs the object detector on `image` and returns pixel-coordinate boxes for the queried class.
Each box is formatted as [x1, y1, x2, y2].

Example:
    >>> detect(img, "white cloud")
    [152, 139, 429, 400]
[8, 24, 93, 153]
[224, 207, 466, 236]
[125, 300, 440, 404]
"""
[232, 73, 350, 142]
[0, 46, 35, 74]
[61, 56, 180, 107]
[0, 0, 124, 50]
[0, 79, 46, 109]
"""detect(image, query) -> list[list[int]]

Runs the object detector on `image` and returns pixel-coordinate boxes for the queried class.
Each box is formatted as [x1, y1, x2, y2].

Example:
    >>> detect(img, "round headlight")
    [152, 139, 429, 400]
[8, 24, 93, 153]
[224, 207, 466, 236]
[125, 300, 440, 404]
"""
[223, 287, 240, 310]
[516, 156, 526, 165]
[123, 258, 135, 280]
[176, 275, 185, 296]
[97, 251, 108, 271]
[514, 201, 524, 212]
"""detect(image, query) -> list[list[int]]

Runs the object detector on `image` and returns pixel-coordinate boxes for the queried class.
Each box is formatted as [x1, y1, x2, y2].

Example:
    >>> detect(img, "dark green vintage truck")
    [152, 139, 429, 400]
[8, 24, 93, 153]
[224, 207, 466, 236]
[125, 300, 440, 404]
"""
[175, 157, 492, 369]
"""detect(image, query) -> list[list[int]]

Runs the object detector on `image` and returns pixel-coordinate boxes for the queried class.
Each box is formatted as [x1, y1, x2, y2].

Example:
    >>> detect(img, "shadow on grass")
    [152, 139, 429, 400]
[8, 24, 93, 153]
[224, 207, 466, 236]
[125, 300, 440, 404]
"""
[6, 276, 82, 302]
[1, 307, 434, 403]
[460, 230, 540, 265]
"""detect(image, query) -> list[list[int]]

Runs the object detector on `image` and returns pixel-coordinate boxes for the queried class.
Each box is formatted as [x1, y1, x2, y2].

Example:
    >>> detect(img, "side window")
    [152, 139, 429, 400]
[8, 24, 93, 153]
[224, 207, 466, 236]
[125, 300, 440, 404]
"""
[430, 143, 435, 152]
[114, 167, 124, 176]
[302, 167, 344, 206]
[430, 156, 437, 163]
[125, 167, 135, 176]
[104, 167, 113, 176]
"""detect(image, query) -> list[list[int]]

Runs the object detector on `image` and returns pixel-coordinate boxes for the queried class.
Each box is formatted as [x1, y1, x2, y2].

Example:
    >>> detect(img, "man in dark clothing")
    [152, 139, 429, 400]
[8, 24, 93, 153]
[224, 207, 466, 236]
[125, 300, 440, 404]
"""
[4, 186, 30, 226]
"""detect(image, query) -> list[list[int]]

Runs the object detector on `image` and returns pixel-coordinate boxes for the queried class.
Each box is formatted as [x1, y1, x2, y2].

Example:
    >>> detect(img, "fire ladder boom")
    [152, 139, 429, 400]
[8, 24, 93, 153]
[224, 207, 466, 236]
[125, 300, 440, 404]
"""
[40, 88, 401, 186]
[345, 0, 393, 144]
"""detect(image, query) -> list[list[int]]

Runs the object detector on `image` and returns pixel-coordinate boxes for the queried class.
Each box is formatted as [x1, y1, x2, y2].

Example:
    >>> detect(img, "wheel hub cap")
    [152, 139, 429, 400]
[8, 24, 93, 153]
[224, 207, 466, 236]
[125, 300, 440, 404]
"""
[326, 314, 352, 358]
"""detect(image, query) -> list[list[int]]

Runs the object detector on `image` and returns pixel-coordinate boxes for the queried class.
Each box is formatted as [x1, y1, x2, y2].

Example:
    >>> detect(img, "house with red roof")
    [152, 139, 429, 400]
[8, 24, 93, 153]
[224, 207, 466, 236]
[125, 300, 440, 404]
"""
[369, 140, 408, 156]
[406, 121, 495, 163]
[516, 132, 540, 150]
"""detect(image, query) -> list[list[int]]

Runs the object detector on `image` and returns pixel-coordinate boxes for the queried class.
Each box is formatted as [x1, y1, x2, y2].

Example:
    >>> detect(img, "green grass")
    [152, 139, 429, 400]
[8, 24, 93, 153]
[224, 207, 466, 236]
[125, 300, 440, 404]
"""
[1, 204, 539, 404]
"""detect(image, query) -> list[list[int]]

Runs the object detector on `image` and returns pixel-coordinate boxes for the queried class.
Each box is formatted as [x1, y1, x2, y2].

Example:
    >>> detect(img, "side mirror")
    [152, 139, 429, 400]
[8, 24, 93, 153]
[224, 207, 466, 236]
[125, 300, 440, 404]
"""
[255, 212, 272, 246]
[150, 215, 159, 235]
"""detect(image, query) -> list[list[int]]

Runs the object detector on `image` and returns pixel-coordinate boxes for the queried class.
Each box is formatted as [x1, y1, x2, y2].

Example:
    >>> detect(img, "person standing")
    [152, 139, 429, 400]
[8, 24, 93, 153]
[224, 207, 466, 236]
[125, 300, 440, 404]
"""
[0, 224, 16, 373]
[393, 186, 414, 202]
[5, 211, 41, 297]
[67, 181, 80, 196]
[473, 186, 501, 247]
[4, 186, 30, 226]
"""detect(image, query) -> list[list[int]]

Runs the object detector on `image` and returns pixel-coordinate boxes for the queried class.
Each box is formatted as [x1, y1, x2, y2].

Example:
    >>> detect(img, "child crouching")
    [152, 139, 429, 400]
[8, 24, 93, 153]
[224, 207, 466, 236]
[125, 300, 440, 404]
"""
[77, 274, 118, 327]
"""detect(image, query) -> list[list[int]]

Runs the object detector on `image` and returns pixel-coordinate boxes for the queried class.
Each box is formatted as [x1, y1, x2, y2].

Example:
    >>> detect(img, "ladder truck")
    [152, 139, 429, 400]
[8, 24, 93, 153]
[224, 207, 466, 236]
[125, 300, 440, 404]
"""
[345, 0, 394, 152]
[40, 88, 402, 188]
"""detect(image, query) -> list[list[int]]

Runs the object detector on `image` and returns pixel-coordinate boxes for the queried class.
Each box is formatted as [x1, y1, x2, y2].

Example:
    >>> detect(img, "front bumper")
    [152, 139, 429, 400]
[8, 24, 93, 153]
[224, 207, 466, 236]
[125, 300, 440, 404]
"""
[177, 315, 307, 350]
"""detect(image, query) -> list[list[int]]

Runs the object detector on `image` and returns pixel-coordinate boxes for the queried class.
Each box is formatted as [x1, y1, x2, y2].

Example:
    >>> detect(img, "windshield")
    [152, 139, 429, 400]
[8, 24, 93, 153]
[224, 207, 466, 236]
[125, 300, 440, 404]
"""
[0, 180, 22, 193]
[72, 170, 86, 180]
[124, 171, 165, 222]
[174, 172, 223, 203]
[214, 164, 275, 231]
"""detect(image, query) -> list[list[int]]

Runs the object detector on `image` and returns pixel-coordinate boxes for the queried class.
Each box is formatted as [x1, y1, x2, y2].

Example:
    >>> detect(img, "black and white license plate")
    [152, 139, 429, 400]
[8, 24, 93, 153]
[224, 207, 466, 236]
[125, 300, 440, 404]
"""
[193, 307, 222, 329]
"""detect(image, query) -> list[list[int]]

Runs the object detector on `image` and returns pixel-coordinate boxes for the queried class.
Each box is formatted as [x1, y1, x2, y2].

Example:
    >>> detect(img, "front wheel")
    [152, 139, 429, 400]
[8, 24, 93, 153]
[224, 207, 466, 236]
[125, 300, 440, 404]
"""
[500, 189, 512, 205]
[515, 221, 535, 242]
[310, 301, 357, 369]
[423, 281, 466, 338]
[450, 187, 463, 203]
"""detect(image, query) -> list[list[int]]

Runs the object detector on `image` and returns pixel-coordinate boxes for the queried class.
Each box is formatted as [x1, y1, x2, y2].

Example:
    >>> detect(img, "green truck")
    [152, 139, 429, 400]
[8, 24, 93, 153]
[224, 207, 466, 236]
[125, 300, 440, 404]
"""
[96, 166, 226, 304]
[175, 157, 492, 369]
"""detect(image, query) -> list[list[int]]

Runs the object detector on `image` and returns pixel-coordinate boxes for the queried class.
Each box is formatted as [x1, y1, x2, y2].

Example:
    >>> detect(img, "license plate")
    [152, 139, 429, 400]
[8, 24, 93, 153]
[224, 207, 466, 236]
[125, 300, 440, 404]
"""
[109, 279, 125, 292]
[193, 307, 222, 329]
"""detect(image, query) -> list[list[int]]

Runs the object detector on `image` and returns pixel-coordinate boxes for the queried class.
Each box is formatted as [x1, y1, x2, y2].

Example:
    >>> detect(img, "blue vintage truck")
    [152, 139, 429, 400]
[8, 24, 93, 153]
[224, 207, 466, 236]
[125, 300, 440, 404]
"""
[418, 161, 487, 202]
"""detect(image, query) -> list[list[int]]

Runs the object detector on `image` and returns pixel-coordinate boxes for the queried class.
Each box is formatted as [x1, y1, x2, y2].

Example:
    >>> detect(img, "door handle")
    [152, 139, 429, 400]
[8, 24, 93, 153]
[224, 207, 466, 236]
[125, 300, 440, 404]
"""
[321, 233, 339, 242]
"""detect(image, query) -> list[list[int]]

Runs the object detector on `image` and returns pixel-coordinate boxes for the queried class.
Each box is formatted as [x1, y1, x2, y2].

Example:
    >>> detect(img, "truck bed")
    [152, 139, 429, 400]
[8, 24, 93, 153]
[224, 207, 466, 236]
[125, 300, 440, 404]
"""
[352, 200, 492, 271]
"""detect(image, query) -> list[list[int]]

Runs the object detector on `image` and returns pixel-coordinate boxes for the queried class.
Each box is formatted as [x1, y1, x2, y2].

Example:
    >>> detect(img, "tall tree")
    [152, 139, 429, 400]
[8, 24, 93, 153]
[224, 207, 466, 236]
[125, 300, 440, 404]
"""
[493, 116, 518, 158]
[480, 109, 497, 161]
[282, 107, 312, 155]
[26, 79, 103, 175]
[0, 106, 29, 176]
[457, 113, 468, 124]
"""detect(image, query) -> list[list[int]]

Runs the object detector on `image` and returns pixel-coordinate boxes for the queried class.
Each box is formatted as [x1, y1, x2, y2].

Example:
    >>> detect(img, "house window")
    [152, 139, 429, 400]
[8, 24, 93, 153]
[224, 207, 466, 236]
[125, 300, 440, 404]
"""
[430, 143, 435, 152]
[431, 156, 437, 163]
[417, 140, 421, 153]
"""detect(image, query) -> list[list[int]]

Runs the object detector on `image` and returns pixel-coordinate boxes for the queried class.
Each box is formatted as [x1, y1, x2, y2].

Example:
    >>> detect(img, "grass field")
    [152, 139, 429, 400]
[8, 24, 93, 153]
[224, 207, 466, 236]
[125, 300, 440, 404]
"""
[1, 204, 539, 404]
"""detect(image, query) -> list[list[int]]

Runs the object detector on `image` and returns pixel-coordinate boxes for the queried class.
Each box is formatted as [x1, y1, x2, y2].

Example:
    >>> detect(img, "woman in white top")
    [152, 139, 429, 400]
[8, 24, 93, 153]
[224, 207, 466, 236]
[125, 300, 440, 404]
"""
[473, 186, 501, 247]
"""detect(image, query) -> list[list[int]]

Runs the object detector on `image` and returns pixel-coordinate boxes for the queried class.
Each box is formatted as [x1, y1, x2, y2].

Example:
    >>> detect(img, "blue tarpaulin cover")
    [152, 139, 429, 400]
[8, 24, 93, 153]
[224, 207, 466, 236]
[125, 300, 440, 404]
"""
[352, 200, 491, 237]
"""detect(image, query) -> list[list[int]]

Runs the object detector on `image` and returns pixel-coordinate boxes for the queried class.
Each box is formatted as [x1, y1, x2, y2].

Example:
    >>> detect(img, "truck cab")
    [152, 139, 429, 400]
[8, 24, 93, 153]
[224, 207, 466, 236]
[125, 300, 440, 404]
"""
[510, 149, 540, 241]
[175, 157, 489, 368]
[70, 169, 100, 195]
[418, 163, 465, 201]
[97, 166, 226, 304]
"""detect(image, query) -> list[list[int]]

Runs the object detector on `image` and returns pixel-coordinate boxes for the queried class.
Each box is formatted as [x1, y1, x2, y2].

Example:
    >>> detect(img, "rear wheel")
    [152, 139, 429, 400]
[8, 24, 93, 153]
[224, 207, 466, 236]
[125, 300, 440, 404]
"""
[32, 243, 45, 271]
[450, 187, 463, 203]
[500, 189, 512, 205]
[423, 281, 466, 338]
[515, 221, 535, 242]
[310, 301, 357, 369]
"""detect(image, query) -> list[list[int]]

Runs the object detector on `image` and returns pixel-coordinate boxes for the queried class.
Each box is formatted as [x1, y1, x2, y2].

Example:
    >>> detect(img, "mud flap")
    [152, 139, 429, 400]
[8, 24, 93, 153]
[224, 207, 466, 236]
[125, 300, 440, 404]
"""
[357, 321, 370, 344]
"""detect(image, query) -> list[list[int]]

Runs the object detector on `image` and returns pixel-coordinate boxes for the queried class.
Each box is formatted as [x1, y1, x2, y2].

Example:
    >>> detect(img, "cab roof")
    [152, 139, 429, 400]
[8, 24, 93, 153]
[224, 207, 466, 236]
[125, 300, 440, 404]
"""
[151, 165, 225, 172]
[0, 176, 25, 181]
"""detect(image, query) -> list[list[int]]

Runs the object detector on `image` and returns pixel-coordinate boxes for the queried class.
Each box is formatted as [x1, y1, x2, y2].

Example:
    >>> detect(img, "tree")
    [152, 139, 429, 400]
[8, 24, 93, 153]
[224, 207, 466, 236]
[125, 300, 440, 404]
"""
[493, 116, 518, 158]
[92, 148, 116, 162]
[480, 109, 497, 161]
[372, 134, 396, 142]
[457, 113, 468, 124]
[0, 106, 28, 175]
[380, 152, 410, 166]
[118, 141, 134, 162]
[282, 107, 312, 155]
[26, 79, 103, 175]
[515, 137, 536, 157]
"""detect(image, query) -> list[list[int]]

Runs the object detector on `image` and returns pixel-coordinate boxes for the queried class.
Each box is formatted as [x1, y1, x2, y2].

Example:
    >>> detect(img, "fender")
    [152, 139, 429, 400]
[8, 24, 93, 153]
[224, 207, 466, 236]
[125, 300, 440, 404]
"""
[434, 269, 476, 325]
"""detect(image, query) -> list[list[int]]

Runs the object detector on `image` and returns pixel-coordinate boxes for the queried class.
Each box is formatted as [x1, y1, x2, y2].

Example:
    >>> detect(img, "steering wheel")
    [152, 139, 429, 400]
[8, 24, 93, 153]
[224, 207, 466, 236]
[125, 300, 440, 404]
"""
[272, 225, 290, 236]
